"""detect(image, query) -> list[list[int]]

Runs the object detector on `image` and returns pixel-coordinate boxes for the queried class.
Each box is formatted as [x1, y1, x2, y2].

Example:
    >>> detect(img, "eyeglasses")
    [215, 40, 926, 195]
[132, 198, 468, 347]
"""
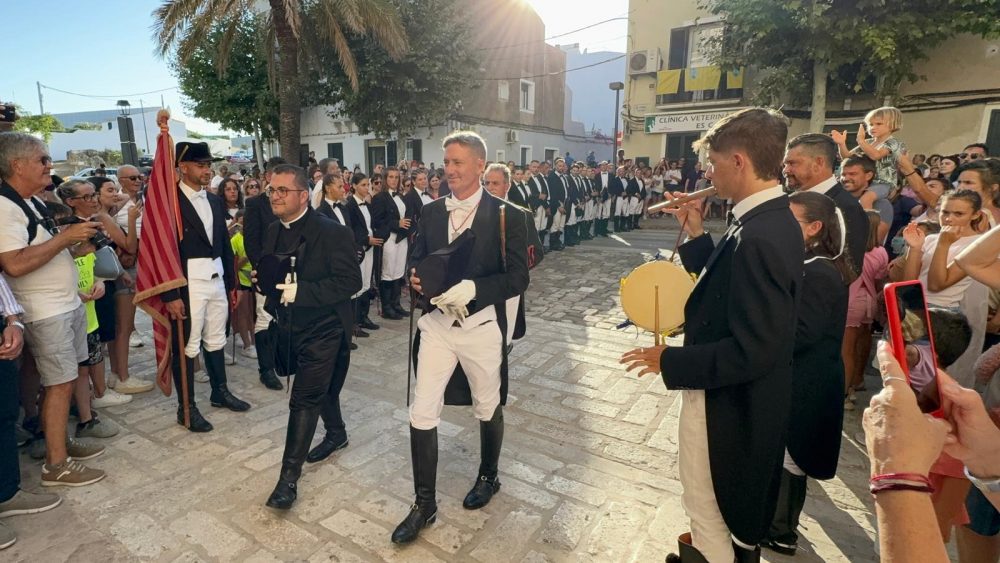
[68, 192, 99, 202]
[121, 175, 140, 181]
[264, 186, 306, 198]
[960, 153, 984, 160]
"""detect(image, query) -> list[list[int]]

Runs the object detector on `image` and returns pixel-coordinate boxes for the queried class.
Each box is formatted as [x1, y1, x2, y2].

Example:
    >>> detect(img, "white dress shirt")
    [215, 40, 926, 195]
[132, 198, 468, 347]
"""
[180, 181, 225, 280]
[808, 175, 839, 195]
[325, 199, 346, 224]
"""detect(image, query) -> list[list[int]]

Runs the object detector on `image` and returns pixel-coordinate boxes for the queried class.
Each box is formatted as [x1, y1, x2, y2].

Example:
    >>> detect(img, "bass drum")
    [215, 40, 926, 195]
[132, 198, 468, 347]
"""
[619, 260, 695, 335]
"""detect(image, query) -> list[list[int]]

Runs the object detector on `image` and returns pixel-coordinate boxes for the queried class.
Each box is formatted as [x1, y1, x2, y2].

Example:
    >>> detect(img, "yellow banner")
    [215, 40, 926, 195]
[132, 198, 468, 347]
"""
[656, 69, 682, 95]
[726, 68, 744, 89]
[684, 66, 722, 91]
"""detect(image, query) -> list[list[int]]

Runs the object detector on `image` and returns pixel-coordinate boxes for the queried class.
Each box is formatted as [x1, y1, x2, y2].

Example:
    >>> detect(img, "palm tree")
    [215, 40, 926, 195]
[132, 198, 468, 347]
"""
[153, 0, 408, 165]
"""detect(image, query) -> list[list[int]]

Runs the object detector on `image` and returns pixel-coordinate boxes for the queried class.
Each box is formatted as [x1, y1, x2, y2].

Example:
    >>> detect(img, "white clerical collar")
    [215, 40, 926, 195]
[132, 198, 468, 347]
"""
[808, 175, 838, 195]
[731, 185, 785, 222]
[280, 207, 308, 228]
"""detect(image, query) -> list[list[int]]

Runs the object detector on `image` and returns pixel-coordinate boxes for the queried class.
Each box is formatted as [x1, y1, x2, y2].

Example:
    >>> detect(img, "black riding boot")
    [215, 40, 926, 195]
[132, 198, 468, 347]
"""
[733, 541, 762, 563]
[266, 406, 320, 509]
[358, 293, 379, 330]
[205, 349, 251, 411]
[463, 406, 503, 509]
[306, 396, 349, 463]
[664, 532, 709, 563]
[255, 329, 283, 390]
[550, 232, 563, 251]
[392, 278, 409, 317]
[763, 469, 808, 555]
[391, 426, 438, 544]
[379, 281, 403, 320]
[172, 353, 213, 432]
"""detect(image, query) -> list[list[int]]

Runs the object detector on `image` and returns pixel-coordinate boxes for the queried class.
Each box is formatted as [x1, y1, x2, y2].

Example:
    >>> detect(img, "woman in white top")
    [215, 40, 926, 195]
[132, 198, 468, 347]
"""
[956, 159, 1000, 231]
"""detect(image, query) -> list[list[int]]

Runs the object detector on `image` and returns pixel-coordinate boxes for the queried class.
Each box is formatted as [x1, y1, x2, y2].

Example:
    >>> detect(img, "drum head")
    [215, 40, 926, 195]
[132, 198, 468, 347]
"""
[620, 261, 694, 333]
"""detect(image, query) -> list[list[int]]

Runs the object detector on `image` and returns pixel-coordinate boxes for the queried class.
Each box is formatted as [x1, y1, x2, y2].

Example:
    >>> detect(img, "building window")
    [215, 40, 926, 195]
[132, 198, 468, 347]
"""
[498, 81, 509, 102]
[520, 80, 535, 113]
[406, 139, 423, 162]
[326, 142, 344, 163]
[520, 146, 531, 166]
[657, 23, 743, 106]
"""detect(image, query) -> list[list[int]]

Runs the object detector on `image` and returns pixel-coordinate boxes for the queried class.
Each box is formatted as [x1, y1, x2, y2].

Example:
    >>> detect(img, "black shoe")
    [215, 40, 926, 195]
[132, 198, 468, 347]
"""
[210, 386, 251, 412]
[350, 342, 358, 350]
[353, 328, 370, 338]
[761, 538, 797, 556]
[462, 475, 501, 509]
[306, 435, 349, 463]
[391, 502, 437, 544]
[265, 478, 297, 509]
[260, 369, 283, 390]
[359, 317, 380, 331]
[177, 406, 213, 432]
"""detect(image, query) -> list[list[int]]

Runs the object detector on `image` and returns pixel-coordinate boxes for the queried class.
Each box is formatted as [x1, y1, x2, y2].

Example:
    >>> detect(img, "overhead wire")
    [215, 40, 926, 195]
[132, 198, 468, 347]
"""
[38, 84, 179, 99]
[476, 54, 626, 81]
[474, 13, 630, 52]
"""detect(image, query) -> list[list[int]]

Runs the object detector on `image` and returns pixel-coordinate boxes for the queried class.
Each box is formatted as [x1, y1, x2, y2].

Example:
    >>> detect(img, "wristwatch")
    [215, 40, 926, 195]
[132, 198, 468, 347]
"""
[965, 466, 1000, 493]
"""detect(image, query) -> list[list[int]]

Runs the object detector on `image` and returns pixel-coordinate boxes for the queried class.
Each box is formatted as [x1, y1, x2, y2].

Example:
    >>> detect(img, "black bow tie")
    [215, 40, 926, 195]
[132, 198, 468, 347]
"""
[357, 201, 368, 206]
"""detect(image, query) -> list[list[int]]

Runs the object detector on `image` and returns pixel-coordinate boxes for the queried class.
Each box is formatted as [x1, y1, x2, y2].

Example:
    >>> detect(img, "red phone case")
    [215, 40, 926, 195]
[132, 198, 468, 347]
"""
[883, 280, 945, 418]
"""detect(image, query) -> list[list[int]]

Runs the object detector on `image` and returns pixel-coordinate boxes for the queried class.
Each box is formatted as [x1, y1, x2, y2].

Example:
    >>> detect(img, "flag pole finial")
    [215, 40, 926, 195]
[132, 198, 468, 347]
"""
[156, 109, 171, 132]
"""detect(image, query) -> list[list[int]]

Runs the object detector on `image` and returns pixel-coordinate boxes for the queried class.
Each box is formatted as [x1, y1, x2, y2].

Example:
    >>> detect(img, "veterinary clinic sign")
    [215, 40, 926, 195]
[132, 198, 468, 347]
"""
[644, 110, 742, 134]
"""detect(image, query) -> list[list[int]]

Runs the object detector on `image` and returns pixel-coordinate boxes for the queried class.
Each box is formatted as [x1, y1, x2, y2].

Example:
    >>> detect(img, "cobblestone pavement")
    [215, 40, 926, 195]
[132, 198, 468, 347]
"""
[8, 224, 884, 562]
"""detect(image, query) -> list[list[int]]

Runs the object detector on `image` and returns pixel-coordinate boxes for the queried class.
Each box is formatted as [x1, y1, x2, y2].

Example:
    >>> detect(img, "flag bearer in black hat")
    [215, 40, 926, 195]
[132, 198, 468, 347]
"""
[391, 131, 530, 545]
[162, 142, 251, 432]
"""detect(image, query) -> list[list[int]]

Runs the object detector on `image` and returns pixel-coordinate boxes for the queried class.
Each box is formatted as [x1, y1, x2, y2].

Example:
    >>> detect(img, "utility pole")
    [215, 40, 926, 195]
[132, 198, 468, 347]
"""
[36, 82, 44, 114]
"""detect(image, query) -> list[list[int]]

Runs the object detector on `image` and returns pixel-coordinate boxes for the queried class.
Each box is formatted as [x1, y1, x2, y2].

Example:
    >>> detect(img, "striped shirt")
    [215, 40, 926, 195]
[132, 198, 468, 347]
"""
[0, 275, 24, 317]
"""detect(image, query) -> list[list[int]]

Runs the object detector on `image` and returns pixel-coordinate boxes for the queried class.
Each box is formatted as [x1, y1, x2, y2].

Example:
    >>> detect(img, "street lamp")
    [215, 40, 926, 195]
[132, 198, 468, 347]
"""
[116, 99, 131, 116]
[609, 82, 624, 165]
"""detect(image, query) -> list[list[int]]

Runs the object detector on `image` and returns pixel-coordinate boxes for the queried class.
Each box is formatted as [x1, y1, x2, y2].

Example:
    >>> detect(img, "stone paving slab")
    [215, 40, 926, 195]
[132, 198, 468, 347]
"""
[6, 239, 886, 562]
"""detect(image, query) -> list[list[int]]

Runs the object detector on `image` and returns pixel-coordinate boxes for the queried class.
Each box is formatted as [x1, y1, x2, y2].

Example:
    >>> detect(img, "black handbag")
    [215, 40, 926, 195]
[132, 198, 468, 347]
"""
[413, 229, 476, 311]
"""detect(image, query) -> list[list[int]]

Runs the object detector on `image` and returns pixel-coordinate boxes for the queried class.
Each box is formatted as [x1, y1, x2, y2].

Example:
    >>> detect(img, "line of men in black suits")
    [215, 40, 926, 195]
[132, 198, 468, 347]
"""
[507, 159, 646, 251]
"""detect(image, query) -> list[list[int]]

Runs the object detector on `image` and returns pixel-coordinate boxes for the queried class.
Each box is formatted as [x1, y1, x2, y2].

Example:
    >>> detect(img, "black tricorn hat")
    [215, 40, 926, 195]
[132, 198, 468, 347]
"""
[414, 229, 477, 311]
[175, 141, 222, 165]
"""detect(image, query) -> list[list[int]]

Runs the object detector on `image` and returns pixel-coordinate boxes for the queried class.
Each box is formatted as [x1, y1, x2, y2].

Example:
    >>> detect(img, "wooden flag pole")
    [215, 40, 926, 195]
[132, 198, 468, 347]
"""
[175, 318, 190, 428]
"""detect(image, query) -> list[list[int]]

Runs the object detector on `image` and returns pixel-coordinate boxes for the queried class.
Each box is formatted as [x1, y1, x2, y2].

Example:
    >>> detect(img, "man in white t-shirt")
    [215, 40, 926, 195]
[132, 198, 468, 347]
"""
[209, 164, 230, 191]
[0, 133, 107, 487]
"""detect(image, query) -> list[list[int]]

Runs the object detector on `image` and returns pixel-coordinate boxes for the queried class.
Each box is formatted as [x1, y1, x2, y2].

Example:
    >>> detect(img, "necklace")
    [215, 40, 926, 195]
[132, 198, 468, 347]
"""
[449, 201, 480, 235]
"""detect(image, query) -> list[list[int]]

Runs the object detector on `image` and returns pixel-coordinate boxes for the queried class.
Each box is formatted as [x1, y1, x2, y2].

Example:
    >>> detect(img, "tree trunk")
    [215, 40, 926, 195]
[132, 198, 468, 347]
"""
[809, 59, 828, 133]
[254, 126, 265, 172]
[269, 0, 302, 165]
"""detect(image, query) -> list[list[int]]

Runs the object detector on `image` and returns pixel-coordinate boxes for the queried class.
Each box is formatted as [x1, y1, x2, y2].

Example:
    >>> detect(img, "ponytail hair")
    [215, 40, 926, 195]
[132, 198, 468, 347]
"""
[788, 191, 858, 284]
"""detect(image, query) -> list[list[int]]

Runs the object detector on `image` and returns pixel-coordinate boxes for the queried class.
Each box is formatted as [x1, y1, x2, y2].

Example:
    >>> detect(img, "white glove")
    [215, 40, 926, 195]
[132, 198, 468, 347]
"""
[276, 273, 298, 305]
[430, 279, 476, 309]
[437, 302, 469, 322]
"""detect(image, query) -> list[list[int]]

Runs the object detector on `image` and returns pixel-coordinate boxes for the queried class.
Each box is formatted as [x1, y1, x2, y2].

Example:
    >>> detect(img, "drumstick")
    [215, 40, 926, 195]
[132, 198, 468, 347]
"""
[648, 187, 718, 212]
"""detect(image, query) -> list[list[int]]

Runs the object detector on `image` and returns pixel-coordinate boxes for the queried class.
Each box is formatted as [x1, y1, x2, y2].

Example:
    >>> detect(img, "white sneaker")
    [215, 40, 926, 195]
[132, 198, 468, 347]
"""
[116, 376, 154, 394]
[129, 332, 144, 348]
[195, 370, 209, 383]
[106, 372, 119, 390]
[92, 389, 133, 408]
[240, 345, 258, 359]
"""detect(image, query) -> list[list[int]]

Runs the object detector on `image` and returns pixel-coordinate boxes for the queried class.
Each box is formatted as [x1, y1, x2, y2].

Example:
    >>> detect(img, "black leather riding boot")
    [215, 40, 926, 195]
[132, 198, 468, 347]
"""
[379, 281, 403, 320]
[764, 469, 807, 555]
[392, 278, 408, 316]
[205, 349, 250, 411]
[254, 329, 283, 390]
[665, 532, 709, 563]
[357, 293, 379, 330]
[391, 426, 438, 544]
[172, 353, 212, 432]
[463, 406, 503, 509]
[266, 406, 320, 509]
[306, 396, 349, 463]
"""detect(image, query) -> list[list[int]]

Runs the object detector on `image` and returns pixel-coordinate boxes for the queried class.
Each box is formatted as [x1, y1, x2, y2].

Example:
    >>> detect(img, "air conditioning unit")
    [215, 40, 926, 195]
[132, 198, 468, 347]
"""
[506, 130, 519, 144]
[628, 49, 660, 75]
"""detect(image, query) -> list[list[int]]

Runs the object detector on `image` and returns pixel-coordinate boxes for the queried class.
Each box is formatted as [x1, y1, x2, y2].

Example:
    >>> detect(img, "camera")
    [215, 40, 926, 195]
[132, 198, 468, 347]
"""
[1, 104, 15, 123]
[56, 216, 113, 250]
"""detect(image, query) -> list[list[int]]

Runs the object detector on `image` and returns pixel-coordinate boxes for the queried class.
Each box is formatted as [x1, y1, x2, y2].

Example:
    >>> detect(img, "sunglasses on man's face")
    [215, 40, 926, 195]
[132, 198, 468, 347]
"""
[122, 175, 140, 181]
[960, 153, 984, 160]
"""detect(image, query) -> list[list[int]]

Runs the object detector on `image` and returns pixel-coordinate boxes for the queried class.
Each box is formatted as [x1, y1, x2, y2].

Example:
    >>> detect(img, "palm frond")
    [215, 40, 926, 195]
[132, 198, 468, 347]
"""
[326, 15, 359, 91]
[214, 15, 242, 75]
[282, 0, 303, 39]
[152, 0, 210, 56]
[323, 0, 364, 34]
[354, 0, 409, 59]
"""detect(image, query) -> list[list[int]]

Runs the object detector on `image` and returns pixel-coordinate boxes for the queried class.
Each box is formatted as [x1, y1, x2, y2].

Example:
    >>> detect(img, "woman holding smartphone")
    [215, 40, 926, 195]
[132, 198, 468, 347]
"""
[901, 188, 989, 542]
[763, 191, 854, 556]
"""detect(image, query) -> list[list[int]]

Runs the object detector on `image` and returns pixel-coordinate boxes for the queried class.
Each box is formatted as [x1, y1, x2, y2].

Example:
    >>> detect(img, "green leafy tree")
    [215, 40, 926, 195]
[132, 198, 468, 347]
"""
[172, 15, 279, 148]
[700, 0, 1000, 131]
[303, 0, 479, 139]
[14, 110, 63, 143]
[154, 0, 408, 165]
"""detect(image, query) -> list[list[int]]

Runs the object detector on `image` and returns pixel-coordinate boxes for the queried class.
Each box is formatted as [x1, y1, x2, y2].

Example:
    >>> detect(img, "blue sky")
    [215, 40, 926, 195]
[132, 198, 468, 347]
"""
[3, 0, 628, 135]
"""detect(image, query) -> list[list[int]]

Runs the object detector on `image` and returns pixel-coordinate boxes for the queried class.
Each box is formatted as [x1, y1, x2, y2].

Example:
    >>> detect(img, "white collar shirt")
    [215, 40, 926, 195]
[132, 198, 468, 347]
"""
[808, 175, 839, 195]
[325, 199, 346, 224]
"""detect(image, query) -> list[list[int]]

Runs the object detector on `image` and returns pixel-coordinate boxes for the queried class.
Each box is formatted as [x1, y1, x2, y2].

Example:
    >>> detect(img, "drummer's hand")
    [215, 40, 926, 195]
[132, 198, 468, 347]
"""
[620, 345, 668, 378]
[409, 268, 422, 295]
[666, 191, 704, 238]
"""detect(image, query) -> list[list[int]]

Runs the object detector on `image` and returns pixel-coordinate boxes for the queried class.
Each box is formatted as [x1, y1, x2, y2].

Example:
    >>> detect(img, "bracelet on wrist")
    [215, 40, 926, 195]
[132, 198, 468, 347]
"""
[871, 482, 935, 495]
[871, 472, 931, 484]
[870, 473, 934, 495]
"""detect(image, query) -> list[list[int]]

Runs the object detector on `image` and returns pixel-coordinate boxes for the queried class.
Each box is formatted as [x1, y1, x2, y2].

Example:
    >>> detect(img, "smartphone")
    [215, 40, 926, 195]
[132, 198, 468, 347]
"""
[883, 280, 944, 417]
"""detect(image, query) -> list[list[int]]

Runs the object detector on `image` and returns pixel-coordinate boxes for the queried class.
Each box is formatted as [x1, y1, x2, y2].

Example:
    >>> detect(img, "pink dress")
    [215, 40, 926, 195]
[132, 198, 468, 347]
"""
[846, 247, 889, 327]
